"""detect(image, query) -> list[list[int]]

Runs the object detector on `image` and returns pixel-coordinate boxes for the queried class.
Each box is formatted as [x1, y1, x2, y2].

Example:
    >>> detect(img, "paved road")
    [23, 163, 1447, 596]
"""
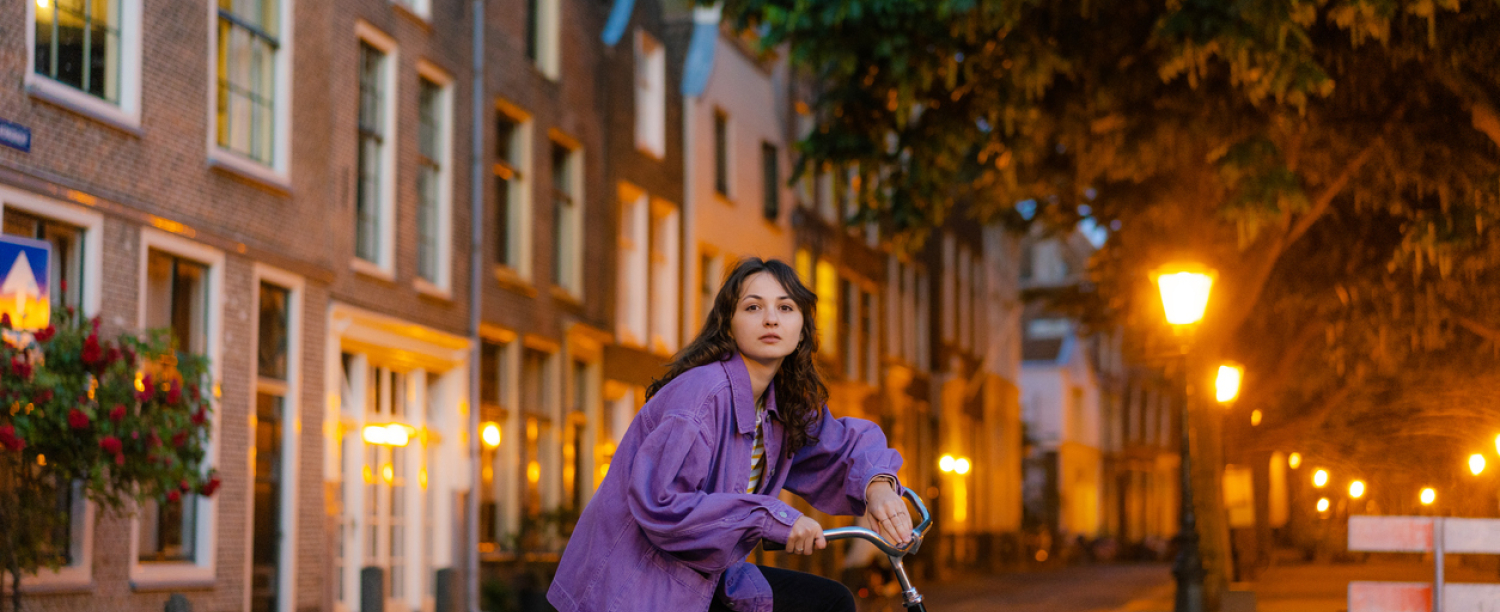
[878, 563, 1173, 612]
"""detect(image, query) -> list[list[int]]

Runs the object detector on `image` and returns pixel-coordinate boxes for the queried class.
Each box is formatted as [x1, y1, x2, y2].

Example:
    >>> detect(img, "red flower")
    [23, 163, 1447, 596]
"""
[67, 408, 90, 429]
[0, 425, 24, 452]
[114, 452, 125, 466]
[34, 325, 56, 342]
[198, 477, 222, 498]
[35, 389, 53, 403]
[91, 317, 101, 331]
[99, 435, 122, 455]
[81, 333, 102, 365]
[1, 313, 11, 329]
[105, 347, 120, 364]
[167, 379, 182, 405]
[60, 279, 66, 293]
[148, 430, 162, 448]
[180, 479, 191, 492]
[166, 490, 181, 503]
[172, 430, 189, 448]
[135, 374, 153, 402]
[10, 356, 31, 380]
[110, 404, 126, 422]
[191, 407, 208, 427]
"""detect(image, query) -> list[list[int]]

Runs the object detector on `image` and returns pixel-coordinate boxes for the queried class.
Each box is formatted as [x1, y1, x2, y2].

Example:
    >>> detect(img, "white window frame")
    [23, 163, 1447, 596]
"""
[551, 137, 584, 298]
[352, 21, 399, 279]
[206, 0, 295, 189]
[392, 0, 430, 19]
[414, 61, 455, 297]
[531, 0, 561, 80]
[494, 101, 535, 282]
[648, 201, 680, 355]
[0, 188, 104, 592]
[634, 28, 666, 159]
[712, 109, 732, 201]
[245, 265, 303, 612]
[129, 229, 225, 589]
[616, 183, 648, 348]
[24, 0, 143, 132]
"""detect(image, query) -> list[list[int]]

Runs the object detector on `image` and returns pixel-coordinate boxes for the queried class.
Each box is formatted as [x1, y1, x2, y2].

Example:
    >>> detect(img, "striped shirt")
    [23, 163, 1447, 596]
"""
[746, 395, 767, 494]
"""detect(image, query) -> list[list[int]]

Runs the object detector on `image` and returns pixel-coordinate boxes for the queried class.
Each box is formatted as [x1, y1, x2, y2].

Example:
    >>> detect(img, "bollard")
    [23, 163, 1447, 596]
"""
[434, 567, 458, 612]
[164, 594, 192, 612]
[361, 566, 385, 612]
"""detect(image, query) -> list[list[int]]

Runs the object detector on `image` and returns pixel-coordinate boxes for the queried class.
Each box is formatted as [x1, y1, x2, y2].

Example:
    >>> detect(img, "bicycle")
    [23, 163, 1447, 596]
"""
[766, 488, 935, 612]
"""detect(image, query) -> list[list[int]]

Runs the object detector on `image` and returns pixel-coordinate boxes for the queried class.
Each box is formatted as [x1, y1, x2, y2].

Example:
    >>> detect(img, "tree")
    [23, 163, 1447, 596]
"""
[723, 0, 1500, 600]
[0, 308, 219, 611]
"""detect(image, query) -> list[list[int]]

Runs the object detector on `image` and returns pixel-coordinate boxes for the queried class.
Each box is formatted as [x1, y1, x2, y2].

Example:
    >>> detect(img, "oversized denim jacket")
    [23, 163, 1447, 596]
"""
[547, 352, 903, 612]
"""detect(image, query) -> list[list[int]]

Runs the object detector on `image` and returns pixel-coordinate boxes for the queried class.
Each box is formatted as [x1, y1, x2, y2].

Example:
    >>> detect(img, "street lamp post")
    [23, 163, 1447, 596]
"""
[1156, 264, 1216, 612]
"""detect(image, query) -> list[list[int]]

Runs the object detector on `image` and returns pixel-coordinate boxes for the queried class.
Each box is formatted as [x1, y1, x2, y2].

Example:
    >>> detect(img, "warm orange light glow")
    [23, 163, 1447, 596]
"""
[527, 460, 541, 484]
[1421, 488, 1436, 505]
[1317, 498, 1330, 512]
[1471, 454, 1487, 476]
[1215, 364, 1243, 403]
[363, 424, 413, 447]
[955, 458, 971, 475]
[481, 422, 501, 448]
[1495, 434, 1500, 457]
[1155, 265, 1215, 326]
[939, 455, 956, 473]
[1035, 550, 1048, 562]
[363, 465, 375, 484]
[419, 468, 428, 489]
[1288, 453, 1302, 469]
[1250, 410, 1262, 426]
[381, 464, 394, 483]
[1313, 469, 1329, 488]
[1349, 480, 1365, 499]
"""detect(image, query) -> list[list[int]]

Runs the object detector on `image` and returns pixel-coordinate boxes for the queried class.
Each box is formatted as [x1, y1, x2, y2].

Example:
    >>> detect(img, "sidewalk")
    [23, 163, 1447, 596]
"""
[917, 562, 1173, 612]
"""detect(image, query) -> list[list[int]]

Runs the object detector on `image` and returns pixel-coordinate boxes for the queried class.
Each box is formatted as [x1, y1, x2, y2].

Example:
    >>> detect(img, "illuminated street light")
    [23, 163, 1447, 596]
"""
[481, 422, 502, 449]
[363, 423, 413, 447]
[1471, 454, 1487, 476]
[1421, 488, 1436, 505]
[940, 455, 956, 473]
[1313, 469, 1329, 488]
[1349, 480, 1365, 499]
[1317, 498, 1330, 512]
[1250, 410, 1262, 426]
[1155, 265, 1215, 326]
[1215, 363, 1243, 404]
[955, 458, 971, 475]
[1288, 453, 1302, 469]
[1495, 434, 1500, 456]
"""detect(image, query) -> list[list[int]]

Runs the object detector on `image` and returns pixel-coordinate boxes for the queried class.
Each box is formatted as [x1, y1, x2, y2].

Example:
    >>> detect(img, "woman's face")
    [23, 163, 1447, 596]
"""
[730, 272, 805, 365]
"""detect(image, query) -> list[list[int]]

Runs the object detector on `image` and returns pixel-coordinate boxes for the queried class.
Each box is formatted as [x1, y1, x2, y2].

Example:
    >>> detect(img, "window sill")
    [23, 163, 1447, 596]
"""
[129, 563, 215, 592]
[714, 193, 734, 207]
[392, 1, 432, 27]
[26, 77, 141, 136]
[208, 150, 292, 194]
[16, 569, 93, 594]
[550, 285, 582, 306]
[414, 278, 452, 301]
[493, 266, 537, 298]
[351, 258, 396, 282]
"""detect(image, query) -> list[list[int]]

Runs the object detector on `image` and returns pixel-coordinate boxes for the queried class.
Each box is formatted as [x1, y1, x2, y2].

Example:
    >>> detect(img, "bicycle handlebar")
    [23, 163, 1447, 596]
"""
[763, 488, 932, 557]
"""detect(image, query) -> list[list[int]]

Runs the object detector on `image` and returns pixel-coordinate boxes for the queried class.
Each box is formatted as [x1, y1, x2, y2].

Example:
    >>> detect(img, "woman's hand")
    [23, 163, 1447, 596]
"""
[786, 515, 826, 555]
[867, 479, 913, 546]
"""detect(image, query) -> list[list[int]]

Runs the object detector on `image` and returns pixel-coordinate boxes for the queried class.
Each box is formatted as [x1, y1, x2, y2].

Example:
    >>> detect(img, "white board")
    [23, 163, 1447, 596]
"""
[1349, 516, 1434, 552]
[1442, 518, 1500, 554]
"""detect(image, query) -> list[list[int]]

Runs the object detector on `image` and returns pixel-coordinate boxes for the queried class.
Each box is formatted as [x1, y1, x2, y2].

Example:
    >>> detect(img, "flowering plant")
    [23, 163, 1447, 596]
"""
[0, 305, 217, 609]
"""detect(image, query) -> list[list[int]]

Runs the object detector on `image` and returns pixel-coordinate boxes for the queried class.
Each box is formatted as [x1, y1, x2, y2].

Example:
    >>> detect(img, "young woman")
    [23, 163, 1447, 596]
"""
[548, 258, 913, 612]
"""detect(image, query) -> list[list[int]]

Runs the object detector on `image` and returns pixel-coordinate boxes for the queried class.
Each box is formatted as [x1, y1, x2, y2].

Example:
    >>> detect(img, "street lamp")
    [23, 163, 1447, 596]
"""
[1155, 263, 1216, 612]
[1470, 454, 1486, 476]
[1349, 480, 1365, 499]
[1288, 453, 1302, 469]
[1313, 469, 1329, 488]
[1421, 488, 1436, 505]
[1215, 363, 1243, 404]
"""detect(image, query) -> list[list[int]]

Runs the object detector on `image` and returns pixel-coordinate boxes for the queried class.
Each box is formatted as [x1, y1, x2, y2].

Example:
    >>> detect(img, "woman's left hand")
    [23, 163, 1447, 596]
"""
[866, 479, 912, 546]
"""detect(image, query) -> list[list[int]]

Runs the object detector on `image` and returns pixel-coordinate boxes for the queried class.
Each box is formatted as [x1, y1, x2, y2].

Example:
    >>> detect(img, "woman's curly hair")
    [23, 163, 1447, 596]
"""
[646, 257, 828, 456]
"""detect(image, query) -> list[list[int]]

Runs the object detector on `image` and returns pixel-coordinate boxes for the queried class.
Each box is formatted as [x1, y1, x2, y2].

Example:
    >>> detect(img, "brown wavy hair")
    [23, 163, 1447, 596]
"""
[646, 257, 828, 456]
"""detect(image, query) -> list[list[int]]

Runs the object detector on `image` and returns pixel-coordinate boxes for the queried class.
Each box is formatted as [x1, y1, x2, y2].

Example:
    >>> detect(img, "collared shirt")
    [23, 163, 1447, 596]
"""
[547, 351, 904, 612]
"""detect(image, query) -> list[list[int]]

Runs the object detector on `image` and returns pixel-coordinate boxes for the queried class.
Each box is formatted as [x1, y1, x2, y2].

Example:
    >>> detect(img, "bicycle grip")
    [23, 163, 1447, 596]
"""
[762, 540, 786, 552]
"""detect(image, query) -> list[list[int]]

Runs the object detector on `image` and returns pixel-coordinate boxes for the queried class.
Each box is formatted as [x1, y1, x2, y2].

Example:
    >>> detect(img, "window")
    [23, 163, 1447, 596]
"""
[815, 260, 838, 360]
[215, 0, 290, 175]
[354, 29, 397, 272]
[761, 143, 780, 221]
[29, 0, 142, 129]
[551, 141, 582, 295]
[564, 360, 591, 514]
[253, 277, 298, 612]
[520, 349, 552, 525]
[416, 72, 452, 291]
[527, 0, 559, 79]
[713, 111, 730, 198]
[392, 0, 428, 18]
[634, 30, 666, 158]
[862, 290, 877, 383]
[649, 203, 680, 354]
[699, 252, 722, 327]
[915, 270, 930, 371]
[494, 106, 532, 277]
[839, 277, 856, 379]
[4, 209, 86, 311]
[478, 340, 508, 551]
[617, 186, 648, 346]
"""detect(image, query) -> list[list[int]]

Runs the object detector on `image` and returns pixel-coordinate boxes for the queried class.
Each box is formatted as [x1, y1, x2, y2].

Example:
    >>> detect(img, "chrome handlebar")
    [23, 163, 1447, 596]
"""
[821, 488, 932, 557]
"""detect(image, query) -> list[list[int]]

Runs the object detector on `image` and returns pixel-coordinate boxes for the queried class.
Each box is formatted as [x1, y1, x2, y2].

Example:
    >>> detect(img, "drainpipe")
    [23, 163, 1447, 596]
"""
[467, 1, 485, 611]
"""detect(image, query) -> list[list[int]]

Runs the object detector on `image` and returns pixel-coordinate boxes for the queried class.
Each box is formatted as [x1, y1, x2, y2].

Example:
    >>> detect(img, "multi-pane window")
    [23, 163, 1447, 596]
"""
[216, 0, 280, 165]
[634, 30, 666, 158]
[761, 143, 780, 221]
[648, 205, 680, 353]
[519, 350, 551, 523]
[478, 340, 507, 552]
[494, 110, 530, 273]
[552, 141, 581, 294]
[363, 366, 411, 602]
[416, 78, 445, 284]
[252, 283, 289, 612]
[815, 260, 838, 359]
[526, 0, 559, 78]
[617, 189, 648, 345]
[140, 251, 210, 563]
[356, 42, 388, 265]
[713, 111, 729, 197]
[564, 360, 590, 515]
[34, 0, 122, 103]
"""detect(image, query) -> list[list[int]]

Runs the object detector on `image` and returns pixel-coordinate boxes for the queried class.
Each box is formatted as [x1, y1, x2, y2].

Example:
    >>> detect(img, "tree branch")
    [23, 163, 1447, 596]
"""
[1432, 65, 1500, 150]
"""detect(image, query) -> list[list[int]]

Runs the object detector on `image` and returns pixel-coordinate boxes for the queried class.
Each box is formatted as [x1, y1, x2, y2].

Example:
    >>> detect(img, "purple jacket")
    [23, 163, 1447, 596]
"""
[547, 352, 903, 612]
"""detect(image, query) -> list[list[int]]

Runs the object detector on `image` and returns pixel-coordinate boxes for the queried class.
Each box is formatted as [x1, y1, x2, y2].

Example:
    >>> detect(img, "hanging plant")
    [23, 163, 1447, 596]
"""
[0, 306, 218, 611]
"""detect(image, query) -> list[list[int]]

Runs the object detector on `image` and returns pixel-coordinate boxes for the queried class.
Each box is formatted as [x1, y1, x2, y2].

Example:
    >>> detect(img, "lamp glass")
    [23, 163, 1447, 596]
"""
[1156, 268, 1215, 326]
[1288, 452, 1301, 469]
[1215, 364, 1243, 403]
[1313, 469, 1328, 487]
[1421, 488, 1436, 505]
[1349, 480, 1365, 499]
[1471, 453, 1487, 476]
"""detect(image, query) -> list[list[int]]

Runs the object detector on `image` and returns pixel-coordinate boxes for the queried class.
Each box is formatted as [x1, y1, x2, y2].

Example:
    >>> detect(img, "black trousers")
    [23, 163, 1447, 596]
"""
[707, 565, 856, 612]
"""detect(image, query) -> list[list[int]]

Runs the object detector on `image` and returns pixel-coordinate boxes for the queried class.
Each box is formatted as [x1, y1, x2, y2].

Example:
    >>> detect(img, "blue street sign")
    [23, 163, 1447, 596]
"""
[0, 118, 31, 153]
[0, 234, 52, 330]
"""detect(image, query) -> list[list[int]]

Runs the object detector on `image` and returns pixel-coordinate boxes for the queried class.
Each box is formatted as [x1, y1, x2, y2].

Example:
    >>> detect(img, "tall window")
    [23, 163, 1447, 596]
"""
[839, 278, 856, 379]
[815, 261, 838, 360]
[140, 251, 210, 563]
[713, 111, 729, 198]
[649, 204, 680, 353]
[416, 77, 447, 285]
[527, 0, 559, 78]
[761, 143, 780, 221]
[253, 282, 290, 612]
[634, 30, 666, 158]
[216, 0, 280, 165]
[356, 40, 390, 267]
[861, 290, 877, 383]
[551, 141, 581, 295]
[699, 253, 722, 327]
[564, 360, 591, 515]
[478, 340, 508, 551]
[34, 0, 122, 103]
[363, 366, 412, 603]
[519, 350, 552, 523]
[494, 108, 531, 275]
[617, 188, 648, 345]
